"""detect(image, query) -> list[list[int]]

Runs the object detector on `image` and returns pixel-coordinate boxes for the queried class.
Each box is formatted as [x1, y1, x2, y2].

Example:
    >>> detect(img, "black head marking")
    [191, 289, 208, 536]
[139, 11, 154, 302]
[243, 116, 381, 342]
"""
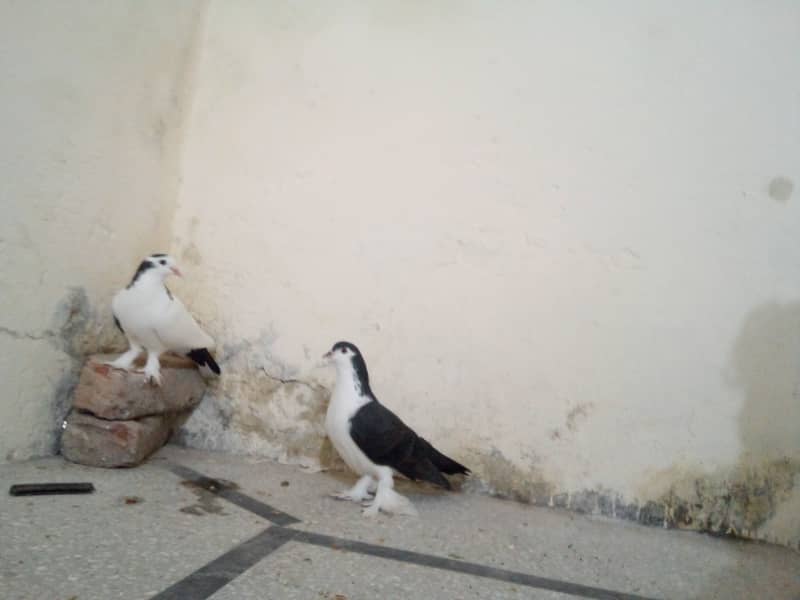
[332, 341, 371, 396]
[151, 253, 168, 257]
[127, 260, 155, 288]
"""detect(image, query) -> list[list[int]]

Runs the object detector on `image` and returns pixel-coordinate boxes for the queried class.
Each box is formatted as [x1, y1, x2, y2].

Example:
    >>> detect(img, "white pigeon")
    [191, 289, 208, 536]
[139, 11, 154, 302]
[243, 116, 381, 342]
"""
[324, 341, 469, 517]
[107, 253, 220, 385]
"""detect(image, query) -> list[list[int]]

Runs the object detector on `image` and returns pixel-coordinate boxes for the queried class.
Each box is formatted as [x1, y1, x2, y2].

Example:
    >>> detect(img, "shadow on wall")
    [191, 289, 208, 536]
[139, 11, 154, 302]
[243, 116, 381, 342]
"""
[658, 301, 800, 548]
[692, 301, 800, 596]
[454, 301, 800, 550]
[563, 301, 800, 550]
[732, 301, 800, 461]
[728, 301, 800, 548]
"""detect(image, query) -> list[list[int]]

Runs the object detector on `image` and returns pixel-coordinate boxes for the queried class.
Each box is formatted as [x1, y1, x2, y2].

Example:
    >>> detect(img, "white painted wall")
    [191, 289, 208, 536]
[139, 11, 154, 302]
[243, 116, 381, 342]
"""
[172, 0, 800, 538]
[2, 0, 799, 547]
[0, 1, 205, 460]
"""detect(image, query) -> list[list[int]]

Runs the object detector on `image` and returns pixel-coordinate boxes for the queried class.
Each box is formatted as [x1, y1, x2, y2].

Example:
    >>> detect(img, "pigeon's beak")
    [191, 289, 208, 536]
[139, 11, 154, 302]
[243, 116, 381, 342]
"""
[322, 351, 332, 360]
[171, 266, 183, 277]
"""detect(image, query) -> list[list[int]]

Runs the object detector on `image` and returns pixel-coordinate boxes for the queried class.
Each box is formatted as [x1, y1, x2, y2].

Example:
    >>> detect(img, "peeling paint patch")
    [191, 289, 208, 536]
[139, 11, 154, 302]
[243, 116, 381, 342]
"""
[462, 447, 555, 505]
[175, 332, 332, 469]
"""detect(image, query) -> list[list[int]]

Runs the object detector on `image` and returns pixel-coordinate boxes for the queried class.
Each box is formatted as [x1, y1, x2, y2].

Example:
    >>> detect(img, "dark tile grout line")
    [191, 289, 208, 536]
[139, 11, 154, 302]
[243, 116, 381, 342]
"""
[150, 527, 294, 600]
[157, 462, 661, 600]
[290, 528, 658, 600]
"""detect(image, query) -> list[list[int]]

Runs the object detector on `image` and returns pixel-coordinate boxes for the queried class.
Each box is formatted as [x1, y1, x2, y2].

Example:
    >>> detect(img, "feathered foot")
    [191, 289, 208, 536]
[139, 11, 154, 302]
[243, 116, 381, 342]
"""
[104, 345, 142, 371]
[138, 351, 162, 386]
[361, 468, 418, 517]
[331, 475, 375, 503]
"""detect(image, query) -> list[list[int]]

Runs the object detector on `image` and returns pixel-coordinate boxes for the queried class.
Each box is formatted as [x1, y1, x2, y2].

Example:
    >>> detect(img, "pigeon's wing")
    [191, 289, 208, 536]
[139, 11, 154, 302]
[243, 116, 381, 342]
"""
[110, 290, 131, 337]
[153, 296, 214, 351]
[349, 400, 412, 461]
[349, 400, 453, 489]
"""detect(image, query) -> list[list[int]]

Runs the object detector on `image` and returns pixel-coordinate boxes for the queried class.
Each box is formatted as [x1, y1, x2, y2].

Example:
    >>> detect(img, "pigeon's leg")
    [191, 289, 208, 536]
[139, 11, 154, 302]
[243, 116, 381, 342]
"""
[360, 477, 378, 506]
[105, 342, 143, 371]
[362, 467, 418, 517]
[331, 475, 374, 502]
[141, 351, 162, 386]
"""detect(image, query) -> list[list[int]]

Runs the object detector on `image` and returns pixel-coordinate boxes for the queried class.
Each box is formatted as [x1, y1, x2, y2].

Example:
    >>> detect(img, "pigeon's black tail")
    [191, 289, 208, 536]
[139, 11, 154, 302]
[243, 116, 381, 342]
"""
[186, 348, 221, 375]
[393, 436, 471, 490]
[425, 441, 471, 476]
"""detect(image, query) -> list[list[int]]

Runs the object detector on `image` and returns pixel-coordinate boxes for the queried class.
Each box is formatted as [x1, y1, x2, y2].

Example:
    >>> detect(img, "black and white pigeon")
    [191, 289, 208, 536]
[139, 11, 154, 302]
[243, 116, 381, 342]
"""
[323, 341, 469, 516]
[106, 253, 220, 385]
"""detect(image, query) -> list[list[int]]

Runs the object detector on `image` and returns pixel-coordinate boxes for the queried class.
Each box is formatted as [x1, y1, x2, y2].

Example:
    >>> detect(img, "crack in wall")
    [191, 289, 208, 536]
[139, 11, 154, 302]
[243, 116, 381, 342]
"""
[176, 333, 333, 469]
[0, 326, 58, 341]
[3, 287, 127, 462]
[260, 366, 328, 393]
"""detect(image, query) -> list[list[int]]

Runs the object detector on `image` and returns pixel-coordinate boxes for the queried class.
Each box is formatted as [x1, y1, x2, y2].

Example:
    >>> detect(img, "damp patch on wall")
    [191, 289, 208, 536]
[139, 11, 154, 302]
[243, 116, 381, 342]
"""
[174, 331, 333, 469]
[1, 287, 126, 461]
[459, 447, 800, 551]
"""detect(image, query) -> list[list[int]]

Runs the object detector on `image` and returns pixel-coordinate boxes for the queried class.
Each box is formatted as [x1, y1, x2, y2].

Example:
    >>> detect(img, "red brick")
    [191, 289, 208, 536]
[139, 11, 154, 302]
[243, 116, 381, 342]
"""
[72, 354, 207, 420]
[60, 410, 186, 468]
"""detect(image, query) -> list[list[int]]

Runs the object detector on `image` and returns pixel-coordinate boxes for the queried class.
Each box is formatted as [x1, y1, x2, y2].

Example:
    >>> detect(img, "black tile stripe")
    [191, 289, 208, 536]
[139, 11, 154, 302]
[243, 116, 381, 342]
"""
[290, 529, 660, 600]
[150, 527, 293, 600]
[165, 462, 301, 526]
[155, 463, 663, 600]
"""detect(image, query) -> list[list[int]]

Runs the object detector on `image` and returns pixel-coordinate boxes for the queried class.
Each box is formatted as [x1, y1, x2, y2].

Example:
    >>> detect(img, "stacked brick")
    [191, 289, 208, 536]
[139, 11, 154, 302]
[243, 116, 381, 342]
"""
[61, 354, 206, 467]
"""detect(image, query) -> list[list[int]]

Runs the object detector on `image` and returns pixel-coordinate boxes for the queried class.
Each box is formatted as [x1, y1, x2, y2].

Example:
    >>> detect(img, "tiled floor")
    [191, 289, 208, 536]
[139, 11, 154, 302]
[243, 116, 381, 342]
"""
[2, 445, 798, 600]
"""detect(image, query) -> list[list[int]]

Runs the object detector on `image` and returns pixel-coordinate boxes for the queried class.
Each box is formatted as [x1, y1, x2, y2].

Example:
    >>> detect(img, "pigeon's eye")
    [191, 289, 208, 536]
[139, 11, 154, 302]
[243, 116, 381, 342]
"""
[340, 348, 346, 354]
[159, 260, 166, 265]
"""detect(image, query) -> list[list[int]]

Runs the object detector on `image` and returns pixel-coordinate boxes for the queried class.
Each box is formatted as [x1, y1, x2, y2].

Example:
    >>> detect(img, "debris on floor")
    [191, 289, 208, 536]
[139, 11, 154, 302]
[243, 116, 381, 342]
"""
[8, 482, 95, 496]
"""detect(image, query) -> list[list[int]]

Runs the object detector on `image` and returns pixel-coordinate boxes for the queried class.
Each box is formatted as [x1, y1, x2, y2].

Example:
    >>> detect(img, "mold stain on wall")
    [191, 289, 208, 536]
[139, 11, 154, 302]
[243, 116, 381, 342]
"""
[768, 176, 794, 204]
[605, 301, 800, 549]
[656, 458, 800, 543]
[175, 331, 333, 468]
